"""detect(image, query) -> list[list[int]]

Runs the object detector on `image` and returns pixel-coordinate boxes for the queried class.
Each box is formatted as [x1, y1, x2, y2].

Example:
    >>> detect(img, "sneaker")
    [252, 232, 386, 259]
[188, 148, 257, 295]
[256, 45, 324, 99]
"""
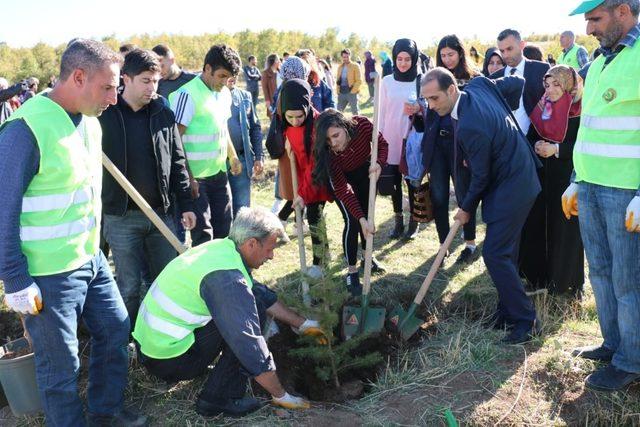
[571, 344, 614, 362]
[501, 318, 542, 344]
[87, 407, 148, 427]
[345, 272, 362, 296]
[279, 221, 290, 243]
[195, 396, 263, 417]
[455, 247, 476, 264]
[585, 364, 640, 392]
[403, 220, 419, 240]
[359, 257, 387, 273]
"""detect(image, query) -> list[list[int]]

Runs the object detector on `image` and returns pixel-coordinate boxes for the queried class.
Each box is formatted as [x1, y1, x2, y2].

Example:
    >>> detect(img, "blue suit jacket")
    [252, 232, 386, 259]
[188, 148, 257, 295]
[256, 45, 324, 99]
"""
[454, 76, 541, 223]
[489, 59, 549, 116]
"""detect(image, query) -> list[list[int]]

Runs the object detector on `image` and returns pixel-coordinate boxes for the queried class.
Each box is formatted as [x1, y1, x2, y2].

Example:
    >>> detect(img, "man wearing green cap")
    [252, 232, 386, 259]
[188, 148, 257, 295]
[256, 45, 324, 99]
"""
[562, 0, 640, 392]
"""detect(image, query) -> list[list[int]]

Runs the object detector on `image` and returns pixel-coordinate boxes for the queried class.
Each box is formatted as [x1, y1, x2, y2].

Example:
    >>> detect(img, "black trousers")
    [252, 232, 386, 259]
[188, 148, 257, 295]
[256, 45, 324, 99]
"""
[333, 163, 369, 266]
[279, 200, 328, 265]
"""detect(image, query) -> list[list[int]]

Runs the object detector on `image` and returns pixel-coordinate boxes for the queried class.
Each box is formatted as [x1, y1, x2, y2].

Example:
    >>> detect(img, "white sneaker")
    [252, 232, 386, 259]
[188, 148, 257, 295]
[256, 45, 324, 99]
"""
[279, 220, 290, 242]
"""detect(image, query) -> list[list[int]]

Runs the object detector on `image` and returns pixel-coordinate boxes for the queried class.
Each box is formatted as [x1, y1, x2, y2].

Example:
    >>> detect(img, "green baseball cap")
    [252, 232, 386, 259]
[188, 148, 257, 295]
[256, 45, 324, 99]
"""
[570, 0, 605, 15]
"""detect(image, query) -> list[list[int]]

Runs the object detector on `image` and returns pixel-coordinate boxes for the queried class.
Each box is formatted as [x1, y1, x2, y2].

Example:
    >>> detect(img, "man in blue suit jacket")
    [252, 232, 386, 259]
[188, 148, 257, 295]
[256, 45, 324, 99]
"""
[421, 68, 542, 344]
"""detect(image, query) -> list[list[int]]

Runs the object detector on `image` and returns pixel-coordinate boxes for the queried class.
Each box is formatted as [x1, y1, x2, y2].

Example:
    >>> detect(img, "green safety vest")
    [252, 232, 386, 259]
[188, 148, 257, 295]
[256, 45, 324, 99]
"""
[558, 44, 583, 70]
[169, 77, 229, 178]
[132, 238, 253, 359]
[2, 95, 102, 276]
[573, 40, 640, 190]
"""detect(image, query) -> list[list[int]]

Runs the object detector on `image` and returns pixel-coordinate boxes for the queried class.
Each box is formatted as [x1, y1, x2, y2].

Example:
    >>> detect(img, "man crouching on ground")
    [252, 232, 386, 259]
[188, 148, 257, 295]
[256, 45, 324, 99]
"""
[132, 206, 324, 417]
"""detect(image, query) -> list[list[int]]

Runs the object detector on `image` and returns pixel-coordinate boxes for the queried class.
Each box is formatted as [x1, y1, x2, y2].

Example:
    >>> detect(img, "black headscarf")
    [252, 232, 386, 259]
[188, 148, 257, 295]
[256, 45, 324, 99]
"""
[482, 47, 504, 77]
[392, 38, 419, 82]
[277, 78, 315, 155]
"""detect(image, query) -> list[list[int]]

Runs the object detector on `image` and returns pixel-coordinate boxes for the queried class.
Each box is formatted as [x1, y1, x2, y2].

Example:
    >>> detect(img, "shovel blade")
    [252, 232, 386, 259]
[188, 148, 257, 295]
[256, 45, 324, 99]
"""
[388, 304, 424, 341]
[341, 305, 386, 340]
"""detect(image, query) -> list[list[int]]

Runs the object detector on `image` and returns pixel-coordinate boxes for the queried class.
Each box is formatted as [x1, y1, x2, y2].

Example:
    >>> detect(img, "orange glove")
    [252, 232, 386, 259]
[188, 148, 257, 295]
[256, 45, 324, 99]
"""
[295, 319, 329, 345]
[561, 183, 579, 219]
[625, 196, 640, 232]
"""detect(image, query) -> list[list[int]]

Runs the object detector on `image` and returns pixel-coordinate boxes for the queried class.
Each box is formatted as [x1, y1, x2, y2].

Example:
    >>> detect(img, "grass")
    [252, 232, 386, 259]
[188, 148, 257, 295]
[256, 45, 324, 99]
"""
[3, 94, 640, 426]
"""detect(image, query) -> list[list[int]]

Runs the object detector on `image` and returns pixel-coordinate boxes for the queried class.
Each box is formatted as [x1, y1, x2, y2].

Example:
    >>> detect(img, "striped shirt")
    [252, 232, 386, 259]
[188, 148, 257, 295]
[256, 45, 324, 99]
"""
[329, 116, 388, 219]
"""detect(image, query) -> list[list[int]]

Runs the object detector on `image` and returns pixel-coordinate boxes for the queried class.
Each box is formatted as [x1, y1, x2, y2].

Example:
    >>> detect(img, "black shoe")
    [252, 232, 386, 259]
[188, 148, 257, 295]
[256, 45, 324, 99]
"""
[572, 344, 615, 362]
[501, 318, 542, 344]
[585, 364, 640, 392]
[388, 215, 404, 239]
[345, 272, 362, 296]
[455, 247, 476, 265]
[88, 407, 148, 427]
[360, 257, 387, 273]
[195, 396, 263, 417]
[403, 220, 419, 240]
[482, 311, 511, 331]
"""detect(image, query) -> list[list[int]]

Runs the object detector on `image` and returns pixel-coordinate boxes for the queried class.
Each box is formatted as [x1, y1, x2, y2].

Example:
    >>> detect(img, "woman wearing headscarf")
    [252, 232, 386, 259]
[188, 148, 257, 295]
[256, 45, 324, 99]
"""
[519, 65, 584, 296]
[378, 38, 424, 240]
[312, 109, 388, 295]
[296, 49, 335, 112]
[379, 52, 393, 77]
[268, 79, 332, 268]
[482, 47, 505, 77]
[426, 34, 481, 264]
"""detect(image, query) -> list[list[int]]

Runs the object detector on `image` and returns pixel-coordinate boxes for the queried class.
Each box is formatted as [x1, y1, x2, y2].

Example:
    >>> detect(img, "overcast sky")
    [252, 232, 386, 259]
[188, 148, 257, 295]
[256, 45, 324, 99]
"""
[1, 0, 591, 48]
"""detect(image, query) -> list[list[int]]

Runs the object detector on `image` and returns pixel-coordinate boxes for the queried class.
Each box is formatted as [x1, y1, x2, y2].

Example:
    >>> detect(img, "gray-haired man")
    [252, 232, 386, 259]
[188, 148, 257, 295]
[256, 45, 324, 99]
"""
[132, 207, 325, 417]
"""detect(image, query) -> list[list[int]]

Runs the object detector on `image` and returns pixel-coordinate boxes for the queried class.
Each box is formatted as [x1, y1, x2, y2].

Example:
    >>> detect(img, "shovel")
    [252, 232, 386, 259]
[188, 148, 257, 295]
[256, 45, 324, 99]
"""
[102, 153, 187, 255]
[284, 139, 311, 307]
[342, 75, 386, 340]
[389, 219, 462, 340]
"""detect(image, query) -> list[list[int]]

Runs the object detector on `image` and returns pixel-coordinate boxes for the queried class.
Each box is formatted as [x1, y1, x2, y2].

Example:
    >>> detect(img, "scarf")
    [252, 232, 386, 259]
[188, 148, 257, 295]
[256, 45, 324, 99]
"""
[530, 92, 581, 143]
[392, 38, 419, 82]
[278, 78, 315, 155]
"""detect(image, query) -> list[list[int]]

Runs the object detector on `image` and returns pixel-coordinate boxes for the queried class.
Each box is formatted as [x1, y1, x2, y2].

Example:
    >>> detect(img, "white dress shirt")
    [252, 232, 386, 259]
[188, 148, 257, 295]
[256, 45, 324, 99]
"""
[504, 58, 531, 135]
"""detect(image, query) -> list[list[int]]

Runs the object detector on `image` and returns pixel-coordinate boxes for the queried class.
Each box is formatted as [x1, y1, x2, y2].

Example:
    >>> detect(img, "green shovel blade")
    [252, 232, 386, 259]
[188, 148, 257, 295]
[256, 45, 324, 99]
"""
[341, 304, 386, 340]
[388, 303, 424, 341]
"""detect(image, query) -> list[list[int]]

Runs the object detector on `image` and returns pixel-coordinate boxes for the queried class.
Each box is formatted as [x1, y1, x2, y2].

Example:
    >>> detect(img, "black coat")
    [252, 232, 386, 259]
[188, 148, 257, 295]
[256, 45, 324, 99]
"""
[454, 76, 541, 223]
[98, 96, 193, 216]
[489, 59, 549, 116]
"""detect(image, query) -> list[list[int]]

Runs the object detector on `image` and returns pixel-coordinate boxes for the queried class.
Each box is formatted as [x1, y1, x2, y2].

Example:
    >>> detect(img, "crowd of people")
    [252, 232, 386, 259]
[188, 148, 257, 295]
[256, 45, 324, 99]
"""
[0, 0, 638, 424]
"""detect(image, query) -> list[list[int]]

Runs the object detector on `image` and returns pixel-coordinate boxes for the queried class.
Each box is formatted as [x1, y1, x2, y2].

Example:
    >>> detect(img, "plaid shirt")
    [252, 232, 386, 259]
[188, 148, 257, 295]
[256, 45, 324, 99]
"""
[563, 44, 590, 68]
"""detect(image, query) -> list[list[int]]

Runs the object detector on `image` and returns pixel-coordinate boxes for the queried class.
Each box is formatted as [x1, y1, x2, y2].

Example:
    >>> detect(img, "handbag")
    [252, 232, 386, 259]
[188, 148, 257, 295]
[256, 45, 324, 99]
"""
[377, 164, 397, 196]
[411, 181, 434, 223]
[265, 116, 285, 159]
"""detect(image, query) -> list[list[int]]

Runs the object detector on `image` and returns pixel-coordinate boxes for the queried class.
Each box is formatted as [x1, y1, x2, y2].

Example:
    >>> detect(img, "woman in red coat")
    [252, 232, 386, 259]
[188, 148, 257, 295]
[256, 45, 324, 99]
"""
[274, 79, 332, 268]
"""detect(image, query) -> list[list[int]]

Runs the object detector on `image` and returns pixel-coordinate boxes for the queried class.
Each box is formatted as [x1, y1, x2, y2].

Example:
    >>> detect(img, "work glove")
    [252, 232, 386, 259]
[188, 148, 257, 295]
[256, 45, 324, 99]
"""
[294, 319, 328, 345]
[4, 283, 43, 315]
[625, 196, 640, 233]
[561, 183, 579, 219]
[271, 392, 310, 410]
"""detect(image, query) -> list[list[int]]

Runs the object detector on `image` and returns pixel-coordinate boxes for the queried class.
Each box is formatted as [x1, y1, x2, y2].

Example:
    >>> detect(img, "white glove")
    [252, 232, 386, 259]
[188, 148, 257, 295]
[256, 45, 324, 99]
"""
[4, 283, 43, 315]
[272, 392, 310, 409]
[561, 183, 579, 219]
[293, 319, 328, 345]
[625, 196, 640, 232]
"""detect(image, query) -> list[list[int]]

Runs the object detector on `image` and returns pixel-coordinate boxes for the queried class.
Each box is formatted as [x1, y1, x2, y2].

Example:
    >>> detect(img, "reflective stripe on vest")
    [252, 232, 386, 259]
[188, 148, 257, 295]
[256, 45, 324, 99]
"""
[20, 216, 96, 242]
[575, 141, 640, 158]
[138, 304, 191, 340]
[581, 115, 640, 131]
[182, 132, 222, 143]
[22, 186, 92, 213]
[149, 282, 211, 326]
[186, 150, 222, 161]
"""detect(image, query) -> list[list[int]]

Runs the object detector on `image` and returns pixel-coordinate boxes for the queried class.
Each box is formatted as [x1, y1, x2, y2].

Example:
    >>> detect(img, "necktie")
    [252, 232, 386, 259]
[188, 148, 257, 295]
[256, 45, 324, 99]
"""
[510, 67, 517, 75]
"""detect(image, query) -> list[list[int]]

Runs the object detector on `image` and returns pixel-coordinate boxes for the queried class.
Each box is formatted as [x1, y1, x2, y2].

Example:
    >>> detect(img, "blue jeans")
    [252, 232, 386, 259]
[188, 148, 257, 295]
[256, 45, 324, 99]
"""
[192, 171, 233, 246]
[578, 182, 640, 373]
[24, 252, 129, 427]
[103, 209, 177, 324]
[228, 157, 252, 216]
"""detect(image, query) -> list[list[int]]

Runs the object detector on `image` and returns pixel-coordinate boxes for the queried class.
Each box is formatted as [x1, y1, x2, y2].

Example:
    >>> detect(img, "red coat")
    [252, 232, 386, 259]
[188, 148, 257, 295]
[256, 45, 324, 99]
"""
[278, 120, 331, 203]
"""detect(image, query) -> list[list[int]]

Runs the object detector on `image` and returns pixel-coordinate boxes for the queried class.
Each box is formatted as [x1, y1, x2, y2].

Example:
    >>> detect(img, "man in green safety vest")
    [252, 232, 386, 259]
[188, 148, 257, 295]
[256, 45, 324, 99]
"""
[558, 30, 590, 70]
[0, 40, 147, 426]
[132, 207, 326, 417]
[170, 44, 243, 246]
[563, 0, 640, 391]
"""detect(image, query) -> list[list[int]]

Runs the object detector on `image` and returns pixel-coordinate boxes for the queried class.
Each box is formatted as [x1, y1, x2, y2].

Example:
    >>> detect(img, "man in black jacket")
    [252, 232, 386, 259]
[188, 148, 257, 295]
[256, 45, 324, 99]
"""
[99, 49, 196, 324]
[422, 68, 542, 344]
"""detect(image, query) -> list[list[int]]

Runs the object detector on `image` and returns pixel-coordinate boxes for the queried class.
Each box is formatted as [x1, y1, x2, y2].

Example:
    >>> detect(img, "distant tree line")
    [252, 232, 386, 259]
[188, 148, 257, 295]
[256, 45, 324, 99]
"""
[0, 28, 598, 85]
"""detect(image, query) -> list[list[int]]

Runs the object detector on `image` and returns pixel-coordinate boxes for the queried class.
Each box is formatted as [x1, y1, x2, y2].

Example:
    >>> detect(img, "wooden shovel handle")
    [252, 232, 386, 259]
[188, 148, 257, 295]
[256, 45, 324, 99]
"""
[362, 75, 382, 295]
[102, 153, 186, 254]
[413, 220, 462, 305]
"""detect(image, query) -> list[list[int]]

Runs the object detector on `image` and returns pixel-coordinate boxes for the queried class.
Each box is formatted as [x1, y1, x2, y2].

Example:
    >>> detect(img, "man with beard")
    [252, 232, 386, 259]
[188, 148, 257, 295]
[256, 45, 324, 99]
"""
[564, 0, 640, 392]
